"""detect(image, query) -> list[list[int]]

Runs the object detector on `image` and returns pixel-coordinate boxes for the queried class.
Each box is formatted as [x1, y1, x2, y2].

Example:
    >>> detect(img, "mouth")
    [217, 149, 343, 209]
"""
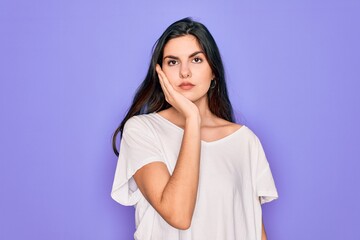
[179, 82, 195, 90]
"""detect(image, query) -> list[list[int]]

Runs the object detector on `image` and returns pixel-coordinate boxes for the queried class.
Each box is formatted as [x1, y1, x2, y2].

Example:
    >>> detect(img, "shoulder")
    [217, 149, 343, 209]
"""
[212, 117, 248, 136]
[223, 120, 259, 144]
[122, 114, 152, 135]
[123, 113, 160, 138]
[124, 113, 157, 128]
[241, 126, 265, 150]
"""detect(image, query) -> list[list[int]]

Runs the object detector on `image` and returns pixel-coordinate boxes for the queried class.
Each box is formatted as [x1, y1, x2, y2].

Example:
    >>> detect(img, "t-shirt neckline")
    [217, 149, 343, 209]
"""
[152, 112, 246, 145]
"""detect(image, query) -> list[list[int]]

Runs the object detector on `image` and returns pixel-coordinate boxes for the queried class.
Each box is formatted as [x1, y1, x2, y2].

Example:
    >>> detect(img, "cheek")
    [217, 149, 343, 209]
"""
[195, 67, 213, 82]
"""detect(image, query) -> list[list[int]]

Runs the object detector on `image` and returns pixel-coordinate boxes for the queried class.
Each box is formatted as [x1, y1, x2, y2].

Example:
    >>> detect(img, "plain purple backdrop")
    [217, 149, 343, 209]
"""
[1, 0, 359, 239]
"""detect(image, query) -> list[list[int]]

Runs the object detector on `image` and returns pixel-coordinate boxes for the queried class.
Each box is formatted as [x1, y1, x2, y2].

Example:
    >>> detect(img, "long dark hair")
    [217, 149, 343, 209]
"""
[112, 17, 234, 156]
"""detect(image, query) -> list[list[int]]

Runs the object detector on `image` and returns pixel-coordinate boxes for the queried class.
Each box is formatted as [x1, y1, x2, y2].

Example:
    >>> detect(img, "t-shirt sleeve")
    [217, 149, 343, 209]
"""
[111, 116, 166, 206]
[254, 136, 279, 205]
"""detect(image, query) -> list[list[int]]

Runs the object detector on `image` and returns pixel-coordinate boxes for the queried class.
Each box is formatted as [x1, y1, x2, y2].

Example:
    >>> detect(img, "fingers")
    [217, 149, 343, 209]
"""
[156, 65, 167, 87]
[156, 65, 169, 87]
[156, 64, 172, 101]
[156, 65, 172, 88]
[155, 65, 198, 118]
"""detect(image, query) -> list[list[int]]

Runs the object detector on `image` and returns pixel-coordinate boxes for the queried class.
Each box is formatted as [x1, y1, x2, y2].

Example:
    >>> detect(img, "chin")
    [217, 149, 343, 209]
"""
[182, 93, 208, 103]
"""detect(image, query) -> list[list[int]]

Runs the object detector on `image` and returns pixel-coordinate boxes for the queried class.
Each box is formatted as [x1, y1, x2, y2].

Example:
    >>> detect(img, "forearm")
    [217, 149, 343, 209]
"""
[261, 218, 267, 240]
[161, 116, 201, 228]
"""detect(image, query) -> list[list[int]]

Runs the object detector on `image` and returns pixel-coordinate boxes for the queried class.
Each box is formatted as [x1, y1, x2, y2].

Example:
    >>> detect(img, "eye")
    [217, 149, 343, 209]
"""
[192, 57, 203, 63]
[167, 60, 178, 66]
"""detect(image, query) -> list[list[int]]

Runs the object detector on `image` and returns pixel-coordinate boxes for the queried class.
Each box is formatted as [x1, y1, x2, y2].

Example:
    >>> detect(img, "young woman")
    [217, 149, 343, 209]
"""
[111, 17, 279, 240]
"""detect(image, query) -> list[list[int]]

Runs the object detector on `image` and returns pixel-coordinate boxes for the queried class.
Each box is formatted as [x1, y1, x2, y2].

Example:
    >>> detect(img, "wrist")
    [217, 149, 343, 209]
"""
[185, 115, 201, 127]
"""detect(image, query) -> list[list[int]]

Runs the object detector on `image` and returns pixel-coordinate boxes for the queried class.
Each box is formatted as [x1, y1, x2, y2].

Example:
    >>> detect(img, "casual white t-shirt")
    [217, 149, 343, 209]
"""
[111, 112, 279, 240]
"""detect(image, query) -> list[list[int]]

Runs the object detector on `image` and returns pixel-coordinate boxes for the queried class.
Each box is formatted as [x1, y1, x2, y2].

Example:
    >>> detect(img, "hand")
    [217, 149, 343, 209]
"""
[156, 64, 199, 120]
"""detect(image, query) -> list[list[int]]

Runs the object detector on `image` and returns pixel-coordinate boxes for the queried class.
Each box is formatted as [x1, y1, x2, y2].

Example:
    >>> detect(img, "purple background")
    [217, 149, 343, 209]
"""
[1, 0, 359, 239]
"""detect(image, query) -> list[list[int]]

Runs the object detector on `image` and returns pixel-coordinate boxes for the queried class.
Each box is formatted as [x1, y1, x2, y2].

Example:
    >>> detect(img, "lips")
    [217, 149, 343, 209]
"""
[179, 82, 195, 90]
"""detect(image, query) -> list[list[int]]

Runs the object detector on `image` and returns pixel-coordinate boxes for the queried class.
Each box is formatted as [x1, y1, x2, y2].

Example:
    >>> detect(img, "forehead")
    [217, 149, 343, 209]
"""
[163, 35, 203, 56]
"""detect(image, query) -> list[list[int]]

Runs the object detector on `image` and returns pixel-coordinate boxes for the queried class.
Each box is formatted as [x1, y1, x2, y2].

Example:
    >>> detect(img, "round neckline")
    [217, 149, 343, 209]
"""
[152, 112, 246, 145]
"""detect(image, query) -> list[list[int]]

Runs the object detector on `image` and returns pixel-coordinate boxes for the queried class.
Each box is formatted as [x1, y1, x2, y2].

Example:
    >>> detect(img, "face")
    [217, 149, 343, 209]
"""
[161, 35, 214, 103]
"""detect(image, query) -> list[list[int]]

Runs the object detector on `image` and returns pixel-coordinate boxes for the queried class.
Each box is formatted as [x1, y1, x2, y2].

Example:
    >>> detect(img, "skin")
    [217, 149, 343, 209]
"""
[133, 35, 267, 238]
[262, 221, 267, 240]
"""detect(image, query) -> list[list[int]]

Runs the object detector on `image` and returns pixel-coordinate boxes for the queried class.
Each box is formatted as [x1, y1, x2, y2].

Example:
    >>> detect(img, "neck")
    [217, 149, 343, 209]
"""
[193, 96, 213, 120]
[169, 95, 215, 125]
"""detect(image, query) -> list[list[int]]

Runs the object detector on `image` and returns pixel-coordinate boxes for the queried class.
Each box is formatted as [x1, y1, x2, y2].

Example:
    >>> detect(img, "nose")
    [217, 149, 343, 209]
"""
[179, 63, 192, 79]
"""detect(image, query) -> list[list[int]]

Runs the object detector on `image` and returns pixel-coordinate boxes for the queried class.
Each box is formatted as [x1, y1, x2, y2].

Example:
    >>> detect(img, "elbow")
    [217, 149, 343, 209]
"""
[171, 217, 192, 230]
[177, 224, 191, 230]
[159, 196, 195, 230]
[176, 218, 192, 230]
[166, 212, 193, 230]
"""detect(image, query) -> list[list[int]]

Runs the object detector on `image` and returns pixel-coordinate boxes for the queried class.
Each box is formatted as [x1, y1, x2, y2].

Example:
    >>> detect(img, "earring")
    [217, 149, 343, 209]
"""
[210, 79, 216, 89]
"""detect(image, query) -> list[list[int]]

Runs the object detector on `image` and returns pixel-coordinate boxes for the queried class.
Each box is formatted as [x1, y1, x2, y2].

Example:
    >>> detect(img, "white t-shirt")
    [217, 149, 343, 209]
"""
[111, 112, 279, 240]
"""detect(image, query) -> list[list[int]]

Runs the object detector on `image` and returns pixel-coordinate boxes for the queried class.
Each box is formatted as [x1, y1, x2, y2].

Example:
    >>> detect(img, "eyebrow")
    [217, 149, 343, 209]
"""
[163, 51, 204, 60]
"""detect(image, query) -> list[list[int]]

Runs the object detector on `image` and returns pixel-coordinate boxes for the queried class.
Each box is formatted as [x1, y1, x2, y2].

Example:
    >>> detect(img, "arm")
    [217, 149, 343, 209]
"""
[133, 117, 200, 230]
[262, 219, 267, 240]
[133, 65, 201, 230]
[260, 197, 268, 240]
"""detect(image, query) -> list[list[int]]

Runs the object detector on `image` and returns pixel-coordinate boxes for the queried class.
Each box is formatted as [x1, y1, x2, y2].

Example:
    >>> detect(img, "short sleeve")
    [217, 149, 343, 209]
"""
[111, 116, 166, 206]
[254, 136, 279, 205]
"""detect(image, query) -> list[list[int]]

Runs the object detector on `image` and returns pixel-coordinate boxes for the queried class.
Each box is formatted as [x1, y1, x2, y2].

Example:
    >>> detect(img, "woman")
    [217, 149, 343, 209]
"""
[111, 17, 279, 240]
